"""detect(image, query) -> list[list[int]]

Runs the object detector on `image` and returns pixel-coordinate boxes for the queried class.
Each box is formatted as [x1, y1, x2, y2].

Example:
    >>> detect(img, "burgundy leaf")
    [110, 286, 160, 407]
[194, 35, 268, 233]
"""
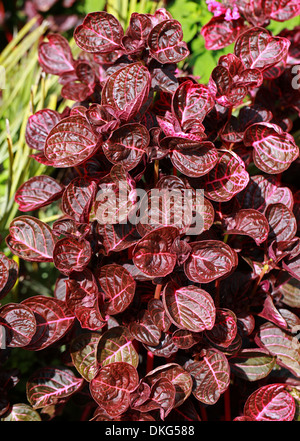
[148, 298, 171, 333]
[133, 378, 176, 419]
[172, 329, 202, 350]
[90, 362, 139, 416]
[0, 303, 36, 347]
[205, 308, 237, 348]
[147, 19, 189, 64]
[133, 226, 179, 277]
[25, 109, 61, 151]
[45, 115, 99, 168]
[15, 175, 64, 212]
[27, 367, 83, 409]
[165, 138, 219, 178]
[6, 216, 55, 262]
[145, 363, 193, 408]
[172, 80, 214, 129]
[144, 333, 178, 359]
[65, 269, 106, 330]
[61, 177, 97, 223]
[129, 309, 161, 346]
[255, 322, 300, 377]
[74, 12, 124, 53]
[102, 123, 150, 171]
[96, 222, 141, 255]
[201, 15, 245, 50]
[237, 175, 294, 213]
[270, 0, 300, 21]
[162, 281, 216, 332]
[53, 237, 92, 275]
[223, 208, 269, 245]
[98, 264, 136, 315]
[185, 349, 230, 405]
[22, 296, 75, 350]
[184, 240, 238, 284]
[282, 254, 300, 281]
[0, 253, 18, 300]
[70, 332, 101, 382]
[201, 150, 249, 202]
[243, 384, 295, 421]
[38, 34, 74, 75]
[101, 62, 151, 122]
[243, 122, 299, 174]
[265, 203, 297, 243]
[234, 27, 290, 71]
[97, 326, 139, 368]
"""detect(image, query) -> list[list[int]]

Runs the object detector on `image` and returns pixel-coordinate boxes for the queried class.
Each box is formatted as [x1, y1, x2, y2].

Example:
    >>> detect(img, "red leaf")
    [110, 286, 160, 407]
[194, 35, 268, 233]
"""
[38, 34, 74, 75]
[0, 303, 36, 347]
[53, 237, 92, 275]
[162, 281, 216, 332]
[6, 216, 56, 262]
[243, 384, 295, 421]
[15, 175, 64, 212]
[25, 109, 61, 151]
[45, 115, 99, 168]
[74, 11, 124, 53]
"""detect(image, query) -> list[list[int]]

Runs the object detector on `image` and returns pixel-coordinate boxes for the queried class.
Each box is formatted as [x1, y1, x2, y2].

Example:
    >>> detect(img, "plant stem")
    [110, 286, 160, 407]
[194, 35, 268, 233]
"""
[224, 386, 231, 421]
[154, 284, 162, 299]
[154, 160, 159, 186]
[146, 351, 154, 373]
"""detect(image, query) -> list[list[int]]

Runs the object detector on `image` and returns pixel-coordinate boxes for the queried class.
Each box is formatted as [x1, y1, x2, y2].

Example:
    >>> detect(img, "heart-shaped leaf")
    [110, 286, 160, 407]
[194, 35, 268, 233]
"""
[45, 115, 99, 168]
[27, 367, 83, 409]
[172, 80, 214, 129]
[205, 308, 237, 348]
[229, 348, 276, 381]
[101, 62, 151, 122]
[145, 363, 193, 408]
[65, 269, 106, 330]
[133, 226, 179, 277]
[184, 240, 238, 284]
[162, 282, 216, 332]
[255, 322, 300, 377]
[90, 362, 139, 416]
[70, 332, 102, 382]
[102, 123, 150, 171]
[128, 309, 161, 346]
[98, 264, 136, 315]
[15, 175, 64, 212]
[1, 403, 41, 421]
[243, 122, 299, 174]
[201, 15, 245, 50]
[53, 237, 92, 275]
[22, 296, 75, 350]
[201, 150, 249, 202]
[265, 203, 297, 243]
[148, 19, 189, 64]
[147, 298, 171, 333]
[74, 11, 124, 53]
[97, 326, 139, 368]
[0, 303, 36, 347]
[237, 175, 294, 213]
[133, 378, 176, 420]
[185, 349, 230, 405]
[234, 27, 290, 70]
[6, 216, 56, 262]
[223, 208, 269, 245]
[25, 109, 61, 151]
[243, 384, 295, 421]
[62, 177, 97, 223]
[96, 222, 141, 254]
[38, 34, 74, 75]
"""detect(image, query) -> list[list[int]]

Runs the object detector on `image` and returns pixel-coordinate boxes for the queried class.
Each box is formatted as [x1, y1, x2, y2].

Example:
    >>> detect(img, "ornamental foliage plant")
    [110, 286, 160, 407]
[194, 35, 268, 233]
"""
[1, 2, 300, 421]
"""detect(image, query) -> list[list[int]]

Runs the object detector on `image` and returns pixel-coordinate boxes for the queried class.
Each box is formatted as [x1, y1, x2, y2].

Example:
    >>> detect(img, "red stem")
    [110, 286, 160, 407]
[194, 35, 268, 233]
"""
[224, 386, 231, 421]
[146, 351, 154, 373]
[154, 283, 162, 299]
[200, 406, 208, 421]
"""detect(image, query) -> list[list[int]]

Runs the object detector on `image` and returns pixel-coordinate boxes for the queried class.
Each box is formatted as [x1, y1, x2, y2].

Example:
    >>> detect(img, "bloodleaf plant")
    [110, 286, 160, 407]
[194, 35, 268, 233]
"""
[0, 6, 300, 422]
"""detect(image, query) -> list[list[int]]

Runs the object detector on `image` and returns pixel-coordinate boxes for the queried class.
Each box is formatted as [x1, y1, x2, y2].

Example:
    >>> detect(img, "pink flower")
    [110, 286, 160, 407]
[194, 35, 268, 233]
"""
[206, 0, 240, 21]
